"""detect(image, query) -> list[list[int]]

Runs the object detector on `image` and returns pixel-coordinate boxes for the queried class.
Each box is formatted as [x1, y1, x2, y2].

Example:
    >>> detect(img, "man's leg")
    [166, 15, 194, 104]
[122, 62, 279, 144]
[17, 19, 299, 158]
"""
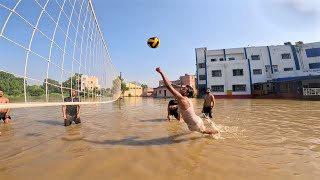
[4, 117, 9, 124]
[74, 117, 81, 124]
[208, 107, 213, 118]
[64, 115, 73, 126]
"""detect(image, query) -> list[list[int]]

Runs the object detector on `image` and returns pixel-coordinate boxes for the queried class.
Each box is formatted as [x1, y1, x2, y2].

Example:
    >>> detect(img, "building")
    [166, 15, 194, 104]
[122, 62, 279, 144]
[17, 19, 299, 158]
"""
[142, 87, 154, 97]
[123, 82, 143, 97]
[80, 75, 100, 91]
[180, 74, 197, 95]
[156, 74, 197, 98]
[153, 84, 182, 98]
[196, 41, 320, 98]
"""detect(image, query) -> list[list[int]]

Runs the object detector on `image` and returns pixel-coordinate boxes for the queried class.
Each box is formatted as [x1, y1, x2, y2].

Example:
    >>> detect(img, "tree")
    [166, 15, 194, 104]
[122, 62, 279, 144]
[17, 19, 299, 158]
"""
[141, 84, 148, 89]
[27, 85, 45, 96]
[117, 76, 129, 95]
[43, 78, 61, 93]
[0, 71, 24, 96]
[111, 77, 121, 97]
[62, 73, 82, 90]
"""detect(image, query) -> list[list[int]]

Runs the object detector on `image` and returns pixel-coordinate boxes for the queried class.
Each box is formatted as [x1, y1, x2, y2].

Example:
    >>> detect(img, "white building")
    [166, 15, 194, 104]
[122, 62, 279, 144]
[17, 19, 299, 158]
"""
[80, 75, 101, 91]
[196, 41, 320, 98]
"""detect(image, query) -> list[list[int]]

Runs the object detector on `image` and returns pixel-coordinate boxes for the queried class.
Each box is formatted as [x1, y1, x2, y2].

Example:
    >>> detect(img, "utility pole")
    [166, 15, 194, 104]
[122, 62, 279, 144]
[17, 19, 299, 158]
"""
[120, 72, 123, 98]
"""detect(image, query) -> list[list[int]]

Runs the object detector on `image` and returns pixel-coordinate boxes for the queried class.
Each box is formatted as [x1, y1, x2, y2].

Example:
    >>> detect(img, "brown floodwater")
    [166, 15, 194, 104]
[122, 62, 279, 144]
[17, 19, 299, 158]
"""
[0, 97, 319, 180]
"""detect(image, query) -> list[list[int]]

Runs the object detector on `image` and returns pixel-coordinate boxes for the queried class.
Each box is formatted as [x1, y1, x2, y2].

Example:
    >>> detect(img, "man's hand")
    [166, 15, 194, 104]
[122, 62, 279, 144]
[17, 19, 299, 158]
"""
[76, 113, 80, 119]
[156, 67, 162, 74]
[167, 115, 171, 121]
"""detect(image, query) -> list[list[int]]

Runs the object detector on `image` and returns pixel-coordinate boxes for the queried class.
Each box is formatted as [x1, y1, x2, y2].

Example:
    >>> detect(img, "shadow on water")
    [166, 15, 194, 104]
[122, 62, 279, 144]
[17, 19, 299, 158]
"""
[25, 133, 42, 137]
[82, 133, 205, 146]
[36, 120, 62, 126]
[139, 119, 167, 123]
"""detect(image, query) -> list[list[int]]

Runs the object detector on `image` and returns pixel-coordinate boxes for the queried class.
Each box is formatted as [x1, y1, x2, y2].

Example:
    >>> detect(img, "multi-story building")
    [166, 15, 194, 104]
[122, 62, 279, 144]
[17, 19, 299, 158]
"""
[123, 82, 143, 97]
[196, 41, 320, 98]
[80, 75, 100, 91]
[155, 74, 197, 98]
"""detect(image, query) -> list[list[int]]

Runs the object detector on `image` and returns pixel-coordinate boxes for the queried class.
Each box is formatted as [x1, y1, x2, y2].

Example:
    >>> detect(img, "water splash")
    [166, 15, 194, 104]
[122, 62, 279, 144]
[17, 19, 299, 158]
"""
[201, 113, 224, 139]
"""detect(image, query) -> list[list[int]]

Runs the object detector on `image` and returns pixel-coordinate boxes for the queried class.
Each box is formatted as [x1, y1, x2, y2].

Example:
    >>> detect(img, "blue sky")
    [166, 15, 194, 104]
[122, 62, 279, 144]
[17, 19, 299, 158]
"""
[0, 0, 319, 88]
[92, 0, 320, 87]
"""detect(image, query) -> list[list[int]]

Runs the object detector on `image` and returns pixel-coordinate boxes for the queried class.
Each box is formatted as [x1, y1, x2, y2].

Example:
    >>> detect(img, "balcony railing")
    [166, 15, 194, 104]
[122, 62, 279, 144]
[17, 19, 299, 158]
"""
[303, 88, 320, 96]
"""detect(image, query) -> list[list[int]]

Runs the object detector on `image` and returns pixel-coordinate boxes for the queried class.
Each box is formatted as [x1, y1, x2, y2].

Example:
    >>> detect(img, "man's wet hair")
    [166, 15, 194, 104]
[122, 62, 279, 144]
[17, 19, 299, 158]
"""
[186, 85, 194, 98]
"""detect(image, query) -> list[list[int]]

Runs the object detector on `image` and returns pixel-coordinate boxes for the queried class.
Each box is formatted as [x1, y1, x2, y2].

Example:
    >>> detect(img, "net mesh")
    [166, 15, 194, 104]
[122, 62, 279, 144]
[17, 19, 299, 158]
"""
[0, 0, 121, 108]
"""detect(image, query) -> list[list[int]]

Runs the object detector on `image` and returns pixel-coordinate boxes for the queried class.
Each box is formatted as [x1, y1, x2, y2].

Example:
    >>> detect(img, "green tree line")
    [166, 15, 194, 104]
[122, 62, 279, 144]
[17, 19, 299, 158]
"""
[0, 71, 114, 97]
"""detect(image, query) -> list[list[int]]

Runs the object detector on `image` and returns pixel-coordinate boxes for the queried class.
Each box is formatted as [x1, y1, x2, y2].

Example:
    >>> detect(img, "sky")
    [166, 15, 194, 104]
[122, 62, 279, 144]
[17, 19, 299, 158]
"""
[0, 0, 319, 88]
[91, 0, 320, 87]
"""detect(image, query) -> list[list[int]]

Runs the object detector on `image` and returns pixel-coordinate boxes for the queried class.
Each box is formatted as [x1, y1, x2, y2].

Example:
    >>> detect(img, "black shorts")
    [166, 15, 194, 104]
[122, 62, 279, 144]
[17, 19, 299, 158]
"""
[203, 107, 212, 114]
[169, 109, 179, 119]
[0, 113, 11, 121]
[64, 114, 81, 126]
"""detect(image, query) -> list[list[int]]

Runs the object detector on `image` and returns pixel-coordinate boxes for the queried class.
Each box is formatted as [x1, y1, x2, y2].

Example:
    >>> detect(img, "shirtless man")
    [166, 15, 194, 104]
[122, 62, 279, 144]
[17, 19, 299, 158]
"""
[202, 88, 215, 118]
[0, 89, 11, 124]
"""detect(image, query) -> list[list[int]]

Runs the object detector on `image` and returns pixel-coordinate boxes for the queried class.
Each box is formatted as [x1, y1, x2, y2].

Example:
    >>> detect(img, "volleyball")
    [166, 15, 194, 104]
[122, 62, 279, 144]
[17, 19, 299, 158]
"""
[147, 37, 160, 48]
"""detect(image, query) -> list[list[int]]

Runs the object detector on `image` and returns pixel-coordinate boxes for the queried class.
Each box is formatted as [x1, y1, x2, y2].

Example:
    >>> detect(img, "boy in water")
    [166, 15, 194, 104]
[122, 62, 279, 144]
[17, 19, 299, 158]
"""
[156, 67, 218, 134]
[0, 89, 11, 124]
[167, 99, 180, 121]
[202, 88, 215, 118]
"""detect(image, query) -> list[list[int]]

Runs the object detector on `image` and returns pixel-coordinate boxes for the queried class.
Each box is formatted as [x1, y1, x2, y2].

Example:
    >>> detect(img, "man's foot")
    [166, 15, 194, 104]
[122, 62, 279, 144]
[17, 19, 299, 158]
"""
[204, 129, 219, 134]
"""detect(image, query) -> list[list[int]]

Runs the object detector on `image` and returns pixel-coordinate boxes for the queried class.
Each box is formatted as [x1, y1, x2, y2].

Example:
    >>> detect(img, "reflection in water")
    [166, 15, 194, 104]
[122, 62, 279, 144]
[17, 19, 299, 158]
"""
[0, 98, 319, 179]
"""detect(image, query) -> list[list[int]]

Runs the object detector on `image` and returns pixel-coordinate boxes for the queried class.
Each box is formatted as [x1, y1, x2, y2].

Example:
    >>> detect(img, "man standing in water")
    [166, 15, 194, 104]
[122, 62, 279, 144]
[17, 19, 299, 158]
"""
[62, 90, 81, 126]
[202, 88, 215, 118]
[0, 89, 11, 124]
[156, 67, 218, 134]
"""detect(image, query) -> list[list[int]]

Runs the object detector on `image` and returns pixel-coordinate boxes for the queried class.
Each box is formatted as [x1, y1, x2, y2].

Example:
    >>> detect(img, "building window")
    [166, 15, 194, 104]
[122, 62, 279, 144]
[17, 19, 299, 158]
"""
[284, 67, 294, 71]
[281, 53, 291, 59]
[211, 58, 217, 62]
[233, 69, 244, 76]
[229, 57, 235, 61]
[198, 63, 205, 68]
[211, 85, 224, 92]
[309, 83, 320, 88]
[265, 65, 270, 72]
[309, 62, 320, 69]
[199, 75, 206, 80]
[272, 65, 278, 72]
[251, 55, 260, 60]
[306, 48, 320, 57]
[159, 90, 161, 94]
[233, 85, 246, 92]
[253, 69, 262, 75]
[212, 70, 222, 77]
[219, 58, 224, 61]
[253, 84, 263, 90]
